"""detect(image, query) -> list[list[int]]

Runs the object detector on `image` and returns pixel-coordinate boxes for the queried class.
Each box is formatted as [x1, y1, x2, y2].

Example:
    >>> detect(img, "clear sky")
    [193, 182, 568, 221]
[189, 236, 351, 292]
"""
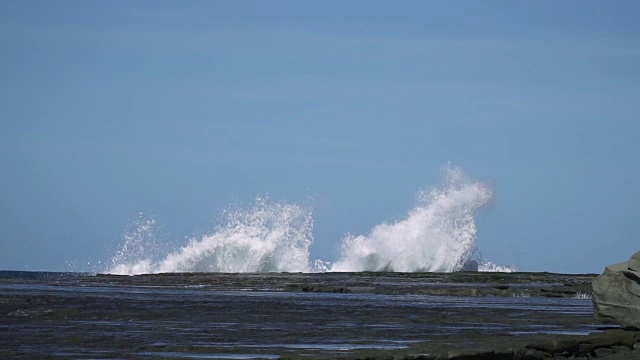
[1, 1, 639, 273]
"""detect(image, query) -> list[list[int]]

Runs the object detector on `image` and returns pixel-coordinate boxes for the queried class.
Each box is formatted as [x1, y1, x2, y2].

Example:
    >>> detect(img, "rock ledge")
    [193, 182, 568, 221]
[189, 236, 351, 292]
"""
[592, 251, 640, 329]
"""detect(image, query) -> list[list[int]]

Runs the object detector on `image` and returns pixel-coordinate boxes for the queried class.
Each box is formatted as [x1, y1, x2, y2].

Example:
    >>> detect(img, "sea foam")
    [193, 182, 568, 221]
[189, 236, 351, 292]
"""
[108, 197, 314, 275]
[107, 165, 509, 275]
[330, 165, 493, 272]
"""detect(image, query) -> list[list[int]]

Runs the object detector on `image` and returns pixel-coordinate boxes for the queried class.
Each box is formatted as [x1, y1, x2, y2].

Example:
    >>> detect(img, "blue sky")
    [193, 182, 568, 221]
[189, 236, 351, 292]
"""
[1, 1, 639, 273]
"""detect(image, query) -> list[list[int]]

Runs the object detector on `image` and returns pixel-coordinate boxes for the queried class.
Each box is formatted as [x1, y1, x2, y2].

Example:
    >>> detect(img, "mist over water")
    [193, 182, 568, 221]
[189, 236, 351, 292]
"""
[107, 165, 511, 275]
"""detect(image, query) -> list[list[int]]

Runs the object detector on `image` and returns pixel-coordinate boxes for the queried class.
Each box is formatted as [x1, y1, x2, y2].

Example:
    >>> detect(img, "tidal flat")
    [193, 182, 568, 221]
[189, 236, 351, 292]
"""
[1, 271, 638, 359]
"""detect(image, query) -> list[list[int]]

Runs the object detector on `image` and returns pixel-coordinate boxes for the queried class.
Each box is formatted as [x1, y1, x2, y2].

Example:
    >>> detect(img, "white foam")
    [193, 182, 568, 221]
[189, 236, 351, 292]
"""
[478, 261, 516, 273]
[330, 165, 493, 272]
[107, 197, 313, 275]
[107, 165, 512, 274]
[108, 216, 158, 275]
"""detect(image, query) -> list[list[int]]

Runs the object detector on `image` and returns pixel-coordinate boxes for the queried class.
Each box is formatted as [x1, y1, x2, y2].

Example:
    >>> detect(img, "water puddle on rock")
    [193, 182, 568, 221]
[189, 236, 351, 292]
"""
[138, 352, 280, 359]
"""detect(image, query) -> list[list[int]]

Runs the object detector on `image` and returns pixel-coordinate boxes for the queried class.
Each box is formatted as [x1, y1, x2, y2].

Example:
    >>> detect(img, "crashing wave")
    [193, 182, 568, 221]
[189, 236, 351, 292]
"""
[107, 165, 512, 275]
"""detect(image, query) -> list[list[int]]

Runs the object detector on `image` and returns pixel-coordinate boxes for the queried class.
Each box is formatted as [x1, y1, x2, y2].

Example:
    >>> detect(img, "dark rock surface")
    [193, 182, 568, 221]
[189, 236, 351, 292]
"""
[1, 271, 638, 359]
[592, 251, 640, 329]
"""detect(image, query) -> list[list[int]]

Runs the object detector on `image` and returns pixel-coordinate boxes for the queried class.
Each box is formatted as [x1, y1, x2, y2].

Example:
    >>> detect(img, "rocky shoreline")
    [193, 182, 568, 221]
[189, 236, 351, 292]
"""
[352, 328, 640, 359]
[1, 271, 638, 359]
[85, 271, 596, 298]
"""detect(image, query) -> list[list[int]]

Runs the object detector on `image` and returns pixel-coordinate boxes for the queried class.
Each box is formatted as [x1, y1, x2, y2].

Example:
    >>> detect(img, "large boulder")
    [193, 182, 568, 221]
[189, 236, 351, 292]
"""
[592, 251, 640, 329]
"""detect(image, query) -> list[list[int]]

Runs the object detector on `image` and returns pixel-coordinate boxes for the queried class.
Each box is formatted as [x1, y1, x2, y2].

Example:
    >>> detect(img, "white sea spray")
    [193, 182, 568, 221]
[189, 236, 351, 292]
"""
[107, 165, 513, 274]
[331, 164, 494, 272]
[107, 197, 313, 275]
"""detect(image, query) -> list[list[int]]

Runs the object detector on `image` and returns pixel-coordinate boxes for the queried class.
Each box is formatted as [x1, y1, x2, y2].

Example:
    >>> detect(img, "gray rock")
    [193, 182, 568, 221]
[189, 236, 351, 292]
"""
[629, 252, 640, 272]
[522, 349, 550, 359]
[592, 251, 640, 329]
[594, 347, 617, 357]
[461, 259, 479, 272]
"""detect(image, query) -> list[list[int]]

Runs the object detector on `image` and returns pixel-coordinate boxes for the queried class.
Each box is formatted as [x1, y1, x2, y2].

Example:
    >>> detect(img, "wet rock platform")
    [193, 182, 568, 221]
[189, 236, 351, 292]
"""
[1, 271, 638, 359]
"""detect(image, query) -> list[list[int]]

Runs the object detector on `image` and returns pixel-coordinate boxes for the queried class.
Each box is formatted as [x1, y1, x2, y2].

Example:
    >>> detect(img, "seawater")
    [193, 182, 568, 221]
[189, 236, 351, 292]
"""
[107, 165, 513, 275]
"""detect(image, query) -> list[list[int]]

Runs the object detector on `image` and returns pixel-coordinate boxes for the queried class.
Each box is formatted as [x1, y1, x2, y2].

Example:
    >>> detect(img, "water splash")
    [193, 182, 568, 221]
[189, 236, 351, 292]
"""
[330, 165, 494, 272]
[108, 214, 165, 275]
[107, 165, 512, 274]
[107, 197, 314, 275]
[478, 261, 516, 273]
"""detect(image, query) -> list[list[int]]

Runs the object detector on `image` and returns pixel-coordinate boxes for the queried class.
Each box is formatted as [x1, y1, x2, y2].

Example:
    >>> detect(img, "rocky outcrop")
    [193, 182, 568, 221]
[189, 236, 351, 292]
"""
[593, 251, 640, 329]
